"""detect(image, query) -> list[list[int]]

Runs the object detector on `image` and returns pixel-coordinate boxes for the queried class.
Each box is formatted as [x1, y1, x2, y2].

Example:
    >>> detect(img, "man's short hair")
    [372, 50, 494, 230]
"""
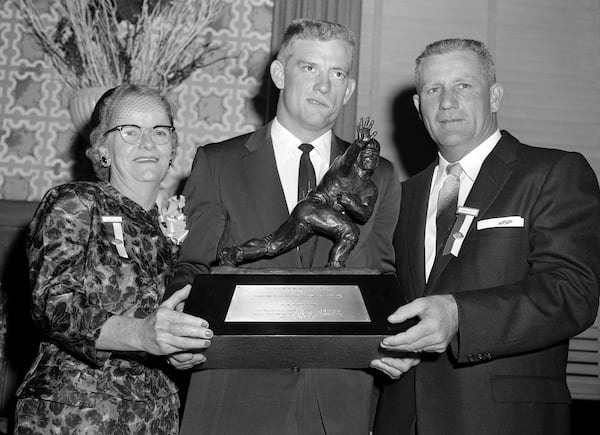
[414, 38, 496, 91]
[277, 18, 356, 64]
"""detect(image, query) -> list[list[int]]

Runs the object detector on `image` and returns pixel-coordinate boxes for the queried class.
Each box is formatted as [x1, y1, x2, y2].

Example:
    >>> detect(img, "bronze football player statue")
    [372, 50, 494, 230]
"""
[219, 117, 380, 268]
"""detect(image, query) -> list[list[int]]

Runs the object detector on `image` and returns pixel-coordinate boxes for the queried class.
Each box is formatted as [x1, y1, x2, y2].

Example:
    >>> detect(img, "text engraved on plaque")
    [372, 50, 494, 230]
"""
[225, 284, 371, 322]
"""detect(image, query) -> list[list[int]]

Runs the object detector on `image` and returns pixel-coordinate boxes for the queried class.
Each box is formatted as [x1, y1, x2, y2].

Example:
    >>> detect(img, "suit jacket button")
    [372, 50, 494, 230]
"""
[291, 366, 300, 373]
[477, 353, 484, 361]
[467, 354, 475, 363]
[485, 352, 493, 360]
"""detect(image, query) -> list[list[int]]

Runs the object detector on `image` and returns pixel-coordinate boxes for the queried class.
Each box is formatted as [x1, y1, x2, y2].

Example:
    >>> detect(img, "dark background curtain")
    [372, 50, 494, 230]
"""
[265, 0, 363, 141]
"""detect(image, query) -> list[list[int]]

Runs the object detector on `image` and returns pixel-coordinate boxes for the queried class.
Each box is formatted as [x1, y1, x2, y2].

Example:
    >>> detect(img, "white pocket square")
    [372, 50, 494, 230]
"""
[477, 216, 524, 230]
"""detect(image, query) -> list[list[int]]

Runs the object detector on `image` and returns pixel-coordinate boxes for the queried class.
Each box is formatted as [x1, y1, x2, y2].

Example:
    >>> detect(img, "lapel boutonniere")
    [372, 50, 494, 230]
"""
[158, 195, 189, 245]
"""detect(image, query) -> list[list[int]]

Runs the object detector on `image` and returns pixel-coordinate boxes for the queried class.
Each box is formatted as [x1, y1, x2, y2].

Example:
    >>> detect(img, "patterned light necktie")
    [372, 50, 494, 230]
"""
[436, 163, 462, 255]
[298, 143, 316, 202]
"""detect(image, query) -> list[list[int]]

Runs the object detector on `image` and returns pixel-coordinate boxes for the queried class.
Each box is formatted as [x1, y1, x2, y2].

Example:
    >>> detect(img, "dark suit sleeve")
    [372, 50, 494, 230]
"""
[453, 152, 600, 363]
[166, 146, 224, 295]
[365, 161, 402, 273]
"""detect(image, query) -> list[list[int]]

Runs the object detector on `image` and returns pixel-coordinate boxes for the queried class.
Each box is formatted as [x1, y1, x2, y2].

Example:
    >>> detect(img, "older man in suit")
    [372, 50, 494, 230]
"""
[371, 38, 600, 435]
[168, 18, 401, 435]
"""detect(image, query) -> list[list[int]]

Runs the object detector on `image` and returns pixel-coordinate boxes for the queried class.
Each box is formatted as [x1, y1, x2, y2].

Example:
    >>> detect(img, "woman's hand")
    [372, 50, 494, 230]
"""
[97, 284, 212, 370]
[139, 285, 212, 357]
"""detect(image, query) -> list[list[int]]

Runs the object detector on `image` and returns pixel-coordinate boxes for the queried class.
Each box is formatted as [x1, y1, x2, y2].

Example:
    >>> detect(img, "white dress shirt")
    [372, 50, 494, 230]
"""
[424, 130, 502, 281]
[270, 117, 331, 213]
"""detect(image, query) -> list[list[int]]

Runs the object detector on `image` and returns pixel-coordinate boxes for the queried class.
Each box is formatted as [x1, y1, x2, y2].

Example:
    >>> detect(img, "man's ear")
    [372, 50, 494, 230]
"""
[270, 60, 285, 90]
[413, 94, 422, 119]
[490, 83, 504, 113]
[342, 78, 357, 105]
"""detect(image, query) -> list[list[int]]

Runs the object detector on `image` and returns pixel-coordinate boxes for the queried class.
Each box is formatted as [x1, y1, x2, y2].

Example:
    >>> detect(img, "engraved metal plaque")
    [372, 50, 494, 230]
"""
[225, 284, 371, 322]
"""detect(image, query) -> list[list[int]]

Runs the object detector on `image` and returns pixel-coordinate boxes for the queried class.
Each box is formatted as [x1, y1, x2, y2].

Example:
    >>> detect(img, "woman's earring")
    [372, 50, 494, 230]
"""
[100, 153, 111, 168]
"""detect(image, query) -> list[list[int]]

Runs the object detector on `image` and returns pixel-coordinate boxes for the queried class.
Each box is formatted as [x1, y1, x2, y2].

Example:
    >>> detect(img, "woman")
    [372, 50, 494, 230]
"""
[13, 84, 211, 433]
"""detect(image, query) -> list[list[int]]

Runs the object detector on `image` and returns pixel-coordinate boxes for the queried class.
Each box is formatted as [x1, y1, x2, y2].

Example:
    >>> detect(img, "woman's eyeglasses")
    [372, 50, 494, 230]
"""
[103, 125, 175, 145]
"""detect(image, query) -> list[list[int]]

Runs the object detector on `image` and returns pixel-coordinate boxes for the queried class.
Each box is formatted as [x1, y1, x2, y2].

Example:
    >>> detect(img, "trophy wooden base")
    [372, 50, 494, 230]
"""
[184, 269, 410, 369]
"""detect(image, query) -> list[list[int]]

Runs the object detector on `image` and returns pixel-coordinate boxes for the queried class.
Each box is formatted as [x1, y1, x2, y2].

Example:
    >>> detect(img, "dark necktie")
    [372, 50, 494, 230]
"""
[436, 163, 462, 255]
[298, 143, 316, 202]
[297, 143, 317, 267]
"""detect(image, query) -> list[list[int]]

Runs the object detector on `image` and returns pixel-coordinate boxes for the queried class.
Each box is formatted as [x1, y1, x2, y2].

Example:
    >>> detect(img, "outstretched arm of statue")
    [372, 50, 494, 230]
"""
[337, 117, 377, 170]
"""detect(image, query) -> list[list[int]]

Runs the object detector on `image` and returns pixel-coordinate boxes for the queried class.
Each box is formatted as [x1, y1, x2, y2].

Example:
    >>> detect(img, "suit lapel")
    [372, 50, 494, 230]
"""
[407, 164, 435, 298]
[241, 125, 297, 267]
[329, 135, 347, 164]
[463, 132, 518, 219]
[426, 133, 518, 292]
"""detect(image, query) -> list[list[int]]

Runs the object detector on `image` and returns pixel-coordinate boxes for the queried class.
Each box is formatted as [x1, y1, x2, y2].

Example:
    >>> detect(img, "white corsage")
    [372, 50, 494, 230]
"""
[158, 195, 189, 245]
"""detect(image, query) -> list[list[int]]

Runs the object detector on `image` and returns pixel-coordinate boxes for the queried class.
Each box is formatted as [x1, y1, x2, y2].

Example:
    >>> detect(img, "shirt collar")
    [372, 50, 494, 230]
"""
[437, 129, 501, 183]
[271, 117, 331, 160]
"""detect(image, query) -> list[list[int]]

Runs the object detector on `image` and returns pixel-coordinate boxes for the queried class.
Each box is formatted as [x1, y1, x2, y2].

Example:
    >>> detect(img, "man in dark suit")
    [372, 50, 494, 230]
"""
[168, 19, 401, 435]
[371, 38, 600, 435]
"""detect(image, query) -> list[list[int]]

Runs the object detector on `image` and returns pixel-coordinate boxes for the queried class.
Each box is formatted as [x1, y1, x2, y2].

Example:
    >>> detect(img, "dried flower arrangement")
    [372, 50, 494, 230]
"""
[15, 0, 229, 92]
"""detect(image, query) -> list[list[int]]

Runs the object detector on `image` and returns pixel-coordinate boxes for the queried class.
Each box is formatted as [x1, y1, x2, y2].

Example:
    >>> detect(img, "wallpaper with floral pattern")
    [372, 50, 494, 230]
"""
[0, 0, 274, 201]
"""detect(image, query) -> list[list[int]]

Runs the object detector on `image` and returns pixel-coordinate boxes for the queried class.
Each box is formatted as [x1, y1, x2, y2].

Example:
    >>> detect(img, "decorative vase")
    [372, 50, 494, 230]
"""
[67, 86, 111, 132]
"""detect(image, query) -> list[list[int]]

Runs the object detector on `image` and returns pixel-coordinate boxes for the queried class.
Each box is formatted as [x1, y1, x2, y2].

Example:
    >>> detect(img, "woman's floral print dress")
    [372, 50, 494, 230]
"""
[14, 182, 181, 434]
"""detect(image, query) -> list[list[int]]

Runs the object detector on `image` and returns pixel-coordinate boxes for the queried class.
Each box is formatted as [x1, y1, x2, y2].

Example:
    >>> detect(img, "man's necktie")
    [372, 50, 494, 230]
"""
[298, 143, 316, 202]
[297, 143, 317, 267]
[436, 163, 462, 255]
